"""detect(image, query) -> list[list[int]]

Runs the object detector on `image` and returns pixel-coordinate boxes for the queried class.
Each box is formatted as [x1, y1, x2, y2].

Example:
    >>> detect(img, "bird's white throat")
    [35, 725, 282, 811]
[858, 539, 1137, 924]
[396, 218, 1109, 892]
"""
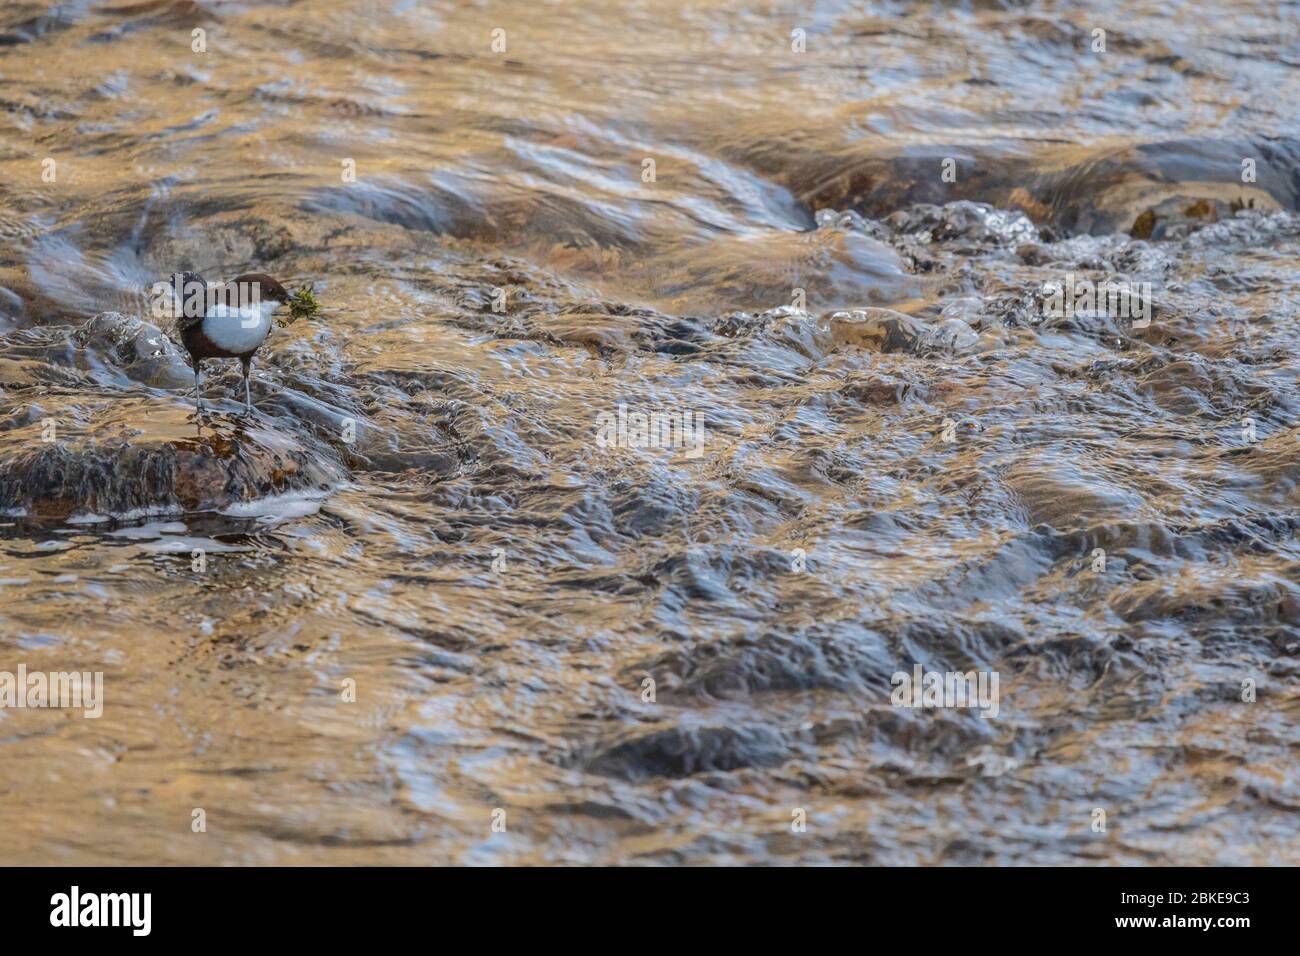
[202, 300, 277, 353]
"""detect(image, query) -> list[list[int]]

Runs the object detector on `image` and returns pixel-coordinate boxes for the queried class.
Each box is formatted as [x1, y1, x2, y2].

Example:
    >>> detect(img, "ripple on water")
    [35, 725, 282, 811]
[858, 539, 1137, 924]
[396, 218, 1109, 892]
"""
[1, 0, 1299, 866]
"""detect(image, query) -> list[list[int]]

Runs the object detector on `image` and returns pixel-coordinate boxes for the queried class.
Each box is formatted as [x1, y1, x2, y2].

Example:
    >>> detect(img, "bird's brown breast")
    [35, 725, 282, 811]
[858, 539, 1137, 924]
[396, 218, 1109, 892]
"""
[181, 321, 259, 361]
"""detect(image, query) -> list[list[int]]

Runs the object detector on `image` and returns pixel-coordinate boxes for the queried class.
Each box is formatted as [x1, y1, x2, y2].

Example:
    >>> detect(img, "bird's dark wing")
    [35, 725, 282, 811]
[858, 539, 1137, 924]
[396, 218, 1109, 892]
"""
[170, 271, 209, 334]
[176, 312, 205, 333]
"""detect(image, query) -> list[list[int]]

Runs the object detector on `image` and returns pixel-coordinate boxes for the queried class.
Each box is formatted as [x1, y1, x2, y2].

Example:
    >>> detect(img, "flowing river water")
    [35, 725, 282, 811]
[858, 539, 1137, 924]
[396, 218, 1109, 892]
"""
[1, 0, 1298, 864]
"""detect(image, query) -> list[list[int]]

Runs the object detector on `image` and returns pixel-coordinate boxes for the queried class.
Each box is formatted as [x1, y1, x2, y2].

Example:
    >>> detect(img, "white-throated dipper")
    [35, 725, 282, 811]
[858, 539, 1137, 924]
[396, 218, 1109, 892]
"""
[169, 271, 291, 415]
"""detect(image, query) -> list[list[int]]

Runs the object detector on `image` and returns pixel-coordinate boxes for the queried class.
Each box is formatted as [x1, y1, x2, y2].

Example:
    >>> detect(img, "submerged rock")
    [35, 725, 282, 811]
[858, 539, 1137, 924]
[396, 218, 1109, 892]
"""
[825, 307, 977, 355]
[828, 308, 926, 353]
[1128, 196, 1249, 240]
[583, 722, 792, 780]
[647, 219, 921, 313]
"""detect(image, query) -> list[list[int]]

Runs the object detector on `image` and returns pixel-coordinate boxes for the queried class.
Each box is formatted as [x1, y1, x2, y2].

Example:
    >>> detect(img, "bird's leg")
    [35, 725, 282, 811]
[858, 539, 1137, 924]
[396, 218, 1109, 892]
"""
[193, 360, 203, 416]
[241, 356, 253, 414]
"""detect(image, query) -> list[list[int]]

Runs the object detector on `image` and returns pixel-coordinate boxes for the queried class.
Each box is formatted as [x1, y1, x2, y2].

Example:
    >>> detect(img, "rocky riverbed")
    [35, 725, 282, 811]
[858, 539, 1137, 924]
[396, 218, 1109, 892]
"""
[0, 0, 1297, 865]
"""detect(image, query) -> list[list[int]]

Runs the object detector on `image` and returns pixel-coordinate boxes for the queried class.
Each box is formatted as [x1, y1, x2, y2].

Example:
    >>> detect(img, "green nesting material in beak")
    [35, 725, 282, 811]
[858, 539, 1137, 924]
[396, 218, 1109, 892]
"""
[284, 285, 321, 324]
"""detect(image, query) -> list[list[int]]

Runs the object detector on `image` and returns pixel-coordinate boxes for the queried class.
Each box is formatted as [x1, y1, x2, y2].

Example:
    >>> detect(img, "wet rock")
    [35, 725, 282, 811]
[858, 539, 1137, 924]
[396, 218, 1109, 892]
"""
[828, 307, 925, 353]
[583, 722, 791, 780]
[826, 308, 976, 355]
[886, 201, 1038, 245]
[837, 369, 929, 406]
[1026, 137, 1290, 235]
[1015, 242, 1050, 265]
[1129, 196, 1241, 240]
[73, 311, 193, 389]
[1184, 209, 1300, 249]
[146, 213, 300, 275]
[1129, 209, 1158, 240]
[0, 403, 344, 519]
[919, 317, 980, 352]
[813, 207, 892, 241]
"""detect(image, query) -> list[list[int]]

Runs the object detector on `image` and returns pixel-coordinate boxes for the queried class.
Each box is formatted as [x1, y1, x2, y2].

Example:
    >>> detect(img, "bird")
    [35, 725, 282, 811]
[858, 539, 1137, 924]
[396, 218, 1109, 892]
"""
[168, 271, 291, 415]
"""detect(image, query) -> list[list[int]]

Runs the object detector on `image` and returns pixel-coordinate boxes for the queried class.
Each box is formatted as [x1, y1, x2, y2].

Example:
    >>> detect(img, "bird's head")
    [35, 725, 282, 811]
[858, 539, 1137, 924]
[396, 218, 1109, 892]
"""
[230, 273, 320, 322]
[229, 273, 291, 308]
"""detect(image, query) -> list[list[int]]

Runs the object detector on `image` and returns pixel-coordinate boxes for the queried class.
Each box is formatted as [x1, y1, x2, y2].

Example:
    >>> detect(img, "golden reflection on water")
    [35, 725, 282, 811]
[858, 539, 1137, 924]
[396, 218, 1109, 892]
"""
[0, 0, 1298, 864]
